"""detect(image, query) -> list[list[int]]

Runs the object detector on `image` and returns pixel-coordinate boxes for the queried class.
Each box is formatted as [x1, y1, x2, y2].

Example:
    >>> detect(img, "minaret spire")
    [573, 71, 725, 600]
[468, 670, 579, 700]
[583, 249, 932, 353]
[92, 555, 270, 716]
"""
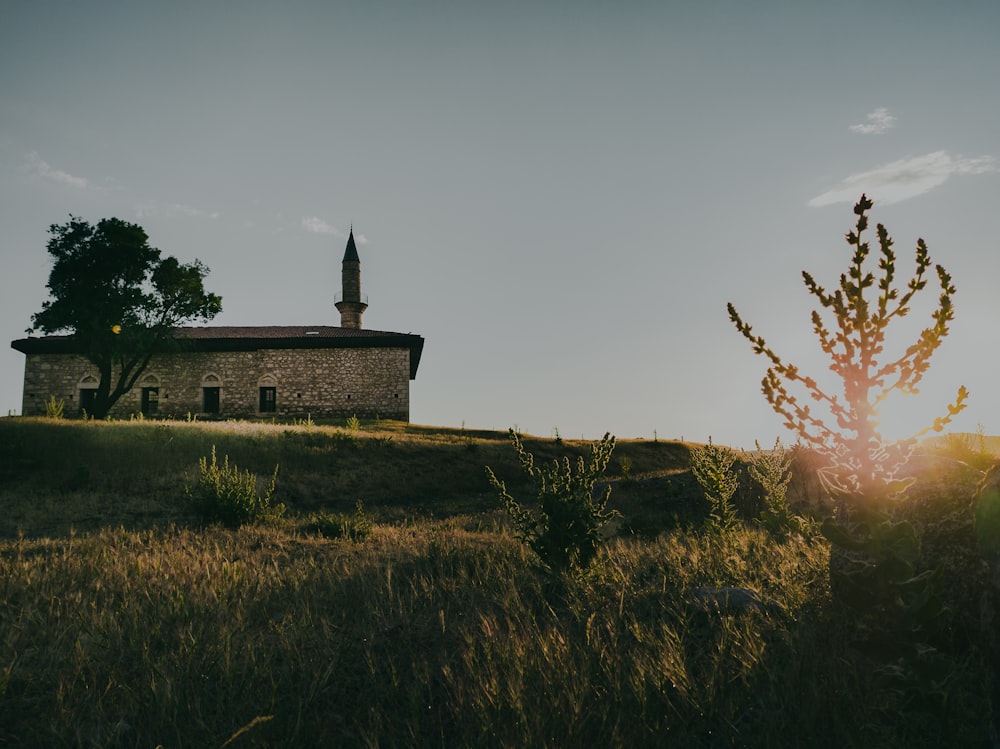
[336, 228, 367, 328]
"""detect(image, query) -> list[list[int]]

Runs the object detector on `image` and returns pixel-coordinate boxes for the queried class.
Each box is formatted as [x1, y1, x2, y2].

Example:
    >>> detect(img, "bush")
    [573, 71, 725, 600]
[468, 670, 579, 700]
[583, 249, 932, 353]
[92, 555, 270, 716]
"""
[341, 500, 374, 541]
[927, 426, 996, 472]
[746, 438, 807, 537]
[303, 501, 374, 542]
[689, 438, 740, 531]
[44, 395, 65, 419]
[485, 430, 617, 573]
[188, 446, 283, 526]
[618, 455, 635, 484]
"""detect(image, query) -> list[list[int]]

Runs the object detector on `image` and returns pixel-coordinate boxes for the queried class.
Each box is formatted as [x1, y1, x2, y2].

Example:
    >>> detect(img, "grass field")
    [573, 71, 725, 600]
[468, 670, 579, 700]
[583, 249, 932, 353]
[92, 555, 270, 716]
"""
[0, 417, 993, 747]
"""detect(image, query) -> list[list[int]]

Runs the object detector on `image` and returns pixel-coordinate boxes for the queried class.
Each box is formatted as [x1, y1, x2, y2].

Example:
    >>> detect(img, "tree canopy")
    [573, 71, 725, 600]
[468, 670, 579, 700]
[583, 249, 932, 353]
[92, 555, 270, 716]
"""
[30, 216, 222, 418]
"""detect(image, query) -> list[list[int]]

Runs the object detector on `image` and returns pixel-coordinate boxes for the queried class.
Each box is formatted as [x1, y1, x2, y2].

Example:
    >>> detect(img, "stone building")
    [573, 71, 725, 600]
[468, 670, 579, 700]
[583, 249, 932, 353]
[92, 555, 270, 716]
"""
[10, 231, 424, 420]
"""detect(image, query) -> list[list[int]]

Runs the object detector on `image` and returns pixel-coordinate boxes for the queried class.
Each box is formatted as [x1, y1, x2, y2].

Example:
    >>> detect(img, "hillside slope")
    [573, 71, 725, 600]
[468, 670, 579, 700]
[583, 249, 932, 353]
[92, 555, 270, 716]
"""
[0, 418, 693, 536]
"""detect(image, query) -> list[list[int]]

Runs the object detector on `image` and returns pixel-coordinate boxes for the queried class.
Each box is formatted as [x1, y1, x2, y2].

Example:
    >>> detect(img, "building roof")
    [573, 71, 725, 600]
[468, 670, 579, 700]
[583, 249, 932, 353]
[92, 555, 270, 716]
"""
[11, 325, 425, 379]
[342, 230, 360, 263]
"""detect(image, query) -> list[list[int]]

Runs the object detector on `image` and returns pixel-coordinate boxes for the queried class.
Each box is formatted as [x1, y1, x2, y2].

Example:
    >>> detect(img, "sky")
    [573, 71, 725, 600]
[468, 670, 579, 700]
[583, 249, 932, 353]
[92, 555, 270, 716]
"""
[2, 0, 998, 450]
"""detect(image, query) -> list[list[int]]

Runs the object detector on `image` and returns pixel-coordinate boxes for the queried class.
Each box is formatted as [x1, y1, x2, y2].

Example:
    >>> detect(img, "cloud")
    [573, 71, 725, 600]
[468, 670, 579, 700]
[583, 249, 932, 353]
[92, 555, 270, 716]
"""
[23, 152, 222, 222]
[135, 201, 220, 220]
[808, 151, 996, 207]
[850, 107, 896, 135]
[301, 216, 344, 235]
[301, 217, 369, 243]
[24, 151, 92, 189]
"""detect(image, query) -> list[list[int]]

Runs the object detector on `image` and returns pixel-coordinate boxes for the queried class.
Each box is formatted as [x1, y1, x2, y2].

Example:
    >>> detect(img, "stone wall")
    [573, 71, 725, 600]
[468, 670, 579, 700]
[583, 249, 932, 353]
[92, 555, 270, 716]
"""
[21, 346, 412, 420]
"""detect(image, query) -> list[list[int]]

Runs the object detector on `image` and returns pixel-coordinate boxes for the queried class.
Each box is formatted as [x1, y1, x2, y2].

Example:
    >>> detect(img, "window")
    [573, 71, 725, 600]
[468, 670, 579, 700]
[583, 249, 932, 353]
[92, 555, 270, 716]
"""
[203, 387, 221, 414]
[259, 386, 276, 413]
[141, 387, 159, 415]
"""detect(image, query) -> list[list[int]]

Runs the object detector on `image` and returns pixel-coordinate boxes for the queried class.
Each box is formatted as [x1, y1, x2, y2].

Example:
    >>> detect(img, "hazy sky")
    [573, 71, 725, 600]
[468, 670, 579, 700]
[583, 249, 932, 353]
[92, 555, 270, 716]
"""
[2, 0, 998, 449]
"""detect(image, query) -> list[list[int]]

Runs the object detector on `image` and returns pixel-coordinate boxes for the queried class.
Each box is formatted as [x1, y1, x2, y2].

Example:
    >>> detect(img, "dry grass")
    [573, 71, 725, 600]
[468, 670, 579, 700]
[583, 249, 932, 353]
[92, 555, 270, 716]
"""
[0, 418, 992, 747]
[0, 417, 693, 536]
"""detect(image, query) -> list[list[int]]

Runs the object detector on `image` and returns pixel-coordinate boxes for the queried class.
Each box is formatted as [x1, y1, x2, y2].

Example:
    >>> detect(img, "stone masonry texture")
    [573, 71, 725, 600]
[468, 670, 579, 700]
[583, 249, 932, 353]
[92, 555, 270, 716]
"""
[21, 347, 412, 420]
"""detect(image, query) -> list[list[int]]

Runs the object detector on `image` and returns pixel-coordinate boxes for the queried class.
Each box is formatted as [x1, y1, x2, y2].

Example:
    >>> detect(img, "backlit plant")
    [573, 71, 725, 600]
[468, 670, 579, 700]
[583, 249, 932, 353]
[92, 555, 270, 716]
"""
[728, 195, 968, 690]
[689, 438, 740, 532]
[728, 194, 966, 502]
[745, 438, 806, 537]
[485, 430, 617, 573]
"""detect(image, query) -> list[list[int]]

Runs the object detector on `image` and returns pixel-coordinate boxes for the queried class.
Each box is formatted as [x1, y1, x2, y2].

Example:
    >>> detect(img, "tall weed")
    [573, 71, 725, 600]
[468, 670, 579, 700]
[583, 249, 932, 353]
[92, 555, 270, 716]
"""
[690, 438, 740, 531]
[486, 429, 617, 573]
[44, 395, 65, 419]
[746, 438, 807, 537]
[728, 195, 968, 702]
[188, 445, 283, 526]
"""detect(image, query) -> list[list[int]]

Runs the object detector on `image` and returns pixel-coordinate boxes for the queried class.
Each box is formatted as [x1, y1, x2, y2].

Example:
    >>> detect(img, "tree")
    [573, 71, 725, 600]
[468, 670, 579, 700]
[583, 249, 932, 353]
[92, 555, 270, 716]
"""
[30, 216, 222, 418]
[727, 195, 966, 503]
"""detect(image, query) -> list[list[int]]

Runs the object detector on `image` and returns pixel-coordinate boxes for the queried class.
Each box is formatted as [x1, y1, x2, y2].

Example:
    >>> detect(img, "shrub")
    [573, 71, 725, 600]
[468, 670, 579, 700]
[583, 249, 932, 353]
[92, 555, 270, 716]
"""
[689, 438, 740, 531]
[340, 500, 374, 541]
[294, 413, 315, 430]
[485, 430, 617, 573]
[746, 438, 806, 537]
[346, 414, 361, 432]
[44, 395, 65, 419]
[927, 425, 995, 472]
[619, 456, 634, 485]
[303, 500, 373, 541]
[188, 445, 283, 526]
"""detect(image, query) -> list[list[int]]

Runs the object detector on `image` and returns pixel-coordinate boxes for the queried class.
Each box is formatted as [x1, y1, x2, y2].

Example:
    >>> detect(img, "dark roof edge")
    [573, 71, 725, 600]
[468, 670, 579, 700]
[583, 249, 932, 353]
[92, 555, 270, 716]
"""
[12, 332, 425, 379]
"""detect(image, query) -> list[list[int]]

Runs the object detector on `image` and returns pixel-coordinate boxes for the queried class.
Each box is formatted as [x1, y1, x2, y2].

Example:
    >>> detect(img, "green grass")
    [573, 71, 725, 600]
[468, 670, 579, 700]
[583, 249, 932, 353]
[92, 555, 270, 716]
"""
[0, 417, 694, 536]
[0, 418, 992, 747]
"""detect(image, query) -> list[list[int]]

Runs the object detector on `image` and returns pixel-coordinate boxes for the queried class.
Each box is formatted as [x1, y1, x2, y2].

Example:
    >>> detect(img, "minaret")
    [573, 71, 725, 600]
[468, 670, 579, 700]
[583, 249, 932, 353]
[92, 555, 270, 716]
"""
[335, 228, 368, 329]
